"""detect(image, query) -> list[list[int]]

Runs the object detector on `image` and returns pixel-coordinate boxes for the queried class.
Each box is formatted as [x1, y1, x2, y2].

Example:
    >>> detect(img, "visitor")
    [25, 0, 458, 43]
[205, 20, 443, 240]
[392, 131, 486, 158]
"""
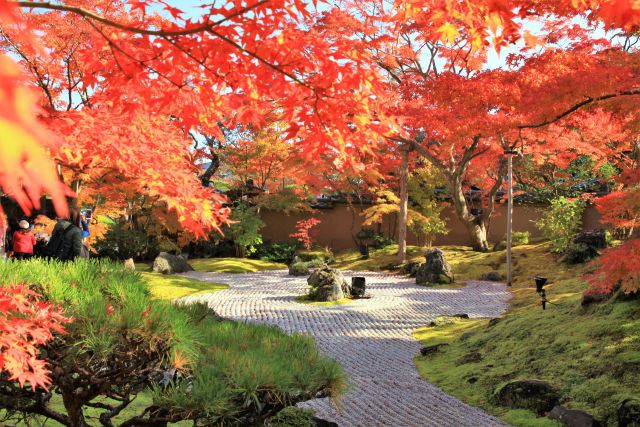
[12, 220, 36, 260]
[46, 209, 83, 261]
[80, 210, 90, 241]
[33, 218, 51, 257]
[0, 215, 6, 261]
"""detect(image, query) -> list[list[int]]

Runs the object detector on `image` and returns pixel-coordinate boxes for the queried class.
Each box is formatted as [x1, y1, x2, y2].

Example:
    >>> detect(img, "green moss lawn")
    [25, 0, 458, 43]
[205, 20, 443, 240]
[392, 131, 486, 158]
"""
[295, 295, 353, 307]
[189, 257, 286, 273]
[412, 242, 640, 426]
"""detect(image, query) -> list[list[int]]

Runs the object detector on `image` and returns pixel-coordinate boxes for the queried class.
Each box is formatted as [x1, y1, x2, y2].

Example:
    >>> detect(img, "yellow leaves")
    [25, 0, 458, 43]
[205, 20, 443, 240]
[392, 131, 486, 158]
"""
[437, 22, 459, 45]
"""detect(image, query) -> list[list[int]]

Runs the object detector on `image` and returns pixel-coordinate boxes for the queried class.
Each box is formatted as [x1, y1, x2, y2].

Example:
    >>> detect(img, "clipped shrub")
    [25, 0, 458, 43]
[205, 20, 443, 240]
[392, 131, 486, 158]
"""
[289, 262, 310, 276]
[0, 259, 346, 426]
[268, 406, 316, 427]
[256, 241, 300, 263]
[564, 242, 600, 264]
[297, 247, 335, 263]
[511, 231, 530, 246]
[372, 234, 395, 249]
[94, 222, 156, 260]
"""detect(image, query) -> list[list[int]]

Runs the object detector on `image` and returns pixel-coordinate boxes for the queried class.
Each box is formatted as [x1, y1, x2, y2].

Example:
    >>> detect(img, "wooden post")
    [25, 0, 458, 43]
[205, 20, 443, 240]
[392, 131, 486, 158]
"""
[397, 145, 410, 264]
[505, 149, 516, 287]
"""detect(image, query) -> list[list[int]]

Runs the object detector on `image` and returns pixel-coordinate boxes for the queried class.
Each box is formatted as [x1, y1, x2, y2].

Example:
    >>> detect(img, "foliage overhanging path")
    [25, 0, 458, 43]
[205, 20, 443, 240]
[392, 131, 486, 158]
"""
[181, 270, 511, 427]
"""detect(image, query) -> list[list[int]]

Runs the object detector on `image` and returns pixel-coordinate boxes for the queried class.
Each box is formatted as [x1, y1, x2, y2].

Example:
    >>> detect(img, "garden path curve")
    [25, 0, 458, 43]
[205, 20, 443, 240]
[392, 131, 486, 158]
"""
[181, 270, 511, 427]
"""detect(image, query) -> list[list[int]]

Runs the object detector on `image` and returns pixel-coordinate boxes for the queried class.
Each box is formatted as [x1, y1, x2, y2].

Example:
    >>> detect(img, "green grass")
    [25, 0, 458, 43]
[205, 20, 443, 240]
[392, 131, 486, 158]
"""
[0, 259, 346, 426]
[413, 242, 640, 426]
[133, 262, 228, 300]
[189, 257, 286, 273]
[140, 272, 228, 300]
[295, 295, 353, 307]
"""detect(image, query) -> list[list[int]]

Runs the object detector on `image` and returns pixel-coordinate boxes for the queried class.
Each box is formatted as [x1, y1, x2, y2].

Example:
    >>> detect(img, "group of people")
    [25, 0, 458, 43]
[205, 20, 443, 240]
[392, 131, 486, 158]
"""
[1, 209, 91, 261]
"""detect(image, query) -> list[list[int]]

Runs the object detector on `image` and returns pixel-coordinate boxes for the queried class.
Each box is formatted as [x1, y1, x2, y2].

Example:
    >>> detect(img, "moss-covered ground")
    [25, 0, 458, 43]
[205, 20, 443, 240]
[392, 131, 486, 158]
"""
[189, 257, 286, 273]
[411, 242, 640, 426]
[295, 295, 353, 307]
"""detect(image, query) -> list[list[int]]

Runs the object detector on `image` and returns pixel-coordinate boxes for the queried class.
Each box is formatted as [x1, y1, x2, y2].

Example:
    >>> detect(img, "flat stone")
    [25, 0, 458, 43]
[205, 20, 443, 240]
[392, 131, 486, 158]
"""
[420, 343, 450, 356]
[549, 405, 602, 427]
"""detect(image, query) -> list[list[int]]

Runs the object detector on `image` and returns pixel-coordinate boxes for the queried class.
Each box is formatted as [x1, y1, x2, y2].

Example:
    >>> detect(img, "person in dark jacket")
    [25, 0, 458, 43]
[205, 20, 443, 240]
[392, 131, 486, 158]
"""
[51, 209, 83, 261]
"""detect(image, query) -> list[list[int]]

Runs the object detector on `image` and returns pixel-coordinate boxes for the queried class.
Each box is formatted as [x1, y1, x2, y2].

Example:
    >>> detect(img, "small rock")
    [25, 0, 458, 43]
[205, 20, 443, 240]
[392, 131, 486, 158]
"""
[457, 351, 482, 365]
[496, 380, 560, 415]
[452, 313, 470, 319]
[415, 248, 454, 285]
[481, 271, 503, 282]
[549, 405, 602, 427]
[619, 398, 640, 427]
[152, 252, 194, 274]
[420, 343, 449, 356]
[460, 332, 476, 341]
[401, 262, 421, 277]
[312, 418, 339, 427]
[123, 258, 136, 270]
[467, 376, 478, 384]
[488, 318, 501, 327]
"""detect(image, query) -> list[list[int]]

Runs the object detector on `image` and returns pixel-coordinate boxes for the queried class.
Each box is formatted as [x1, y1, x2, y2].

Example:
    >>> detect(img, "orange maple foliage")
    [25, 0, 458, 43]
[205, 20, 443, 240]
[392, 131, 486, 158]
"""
[0, 285, 70, 390]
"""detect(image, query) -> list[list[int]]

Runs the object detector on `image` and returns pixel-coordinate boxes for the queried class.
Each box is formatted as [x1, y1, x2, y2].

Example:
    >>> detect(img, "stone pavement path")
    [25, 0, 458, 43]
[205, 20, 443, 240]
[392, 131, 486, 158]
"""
[181, 270, 511, 427]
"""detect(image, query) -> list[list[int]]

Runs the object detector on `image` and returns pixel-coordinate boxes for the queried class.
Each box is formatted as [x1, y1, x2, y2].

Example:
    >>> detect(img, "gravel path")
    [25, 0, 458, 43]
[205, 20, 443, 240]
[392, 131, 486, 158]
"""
[181, 270, 511, 427]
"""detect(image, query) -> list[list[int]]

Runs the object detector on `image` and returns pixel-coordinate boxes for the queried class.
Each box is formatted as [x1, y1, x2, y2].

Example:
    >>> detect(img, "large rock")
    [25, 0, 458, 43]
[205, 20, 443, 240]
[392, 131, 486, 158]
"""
[495, 380, 560, 415]
[549, 405, 602, 427]
[619, 398, 640, 427]
[401, 262, 421, 278]
[416, 248, 454, 285]
[123, 258, 136, 270]
[307, 266, 351, 302]
[153, 252, 194, 274]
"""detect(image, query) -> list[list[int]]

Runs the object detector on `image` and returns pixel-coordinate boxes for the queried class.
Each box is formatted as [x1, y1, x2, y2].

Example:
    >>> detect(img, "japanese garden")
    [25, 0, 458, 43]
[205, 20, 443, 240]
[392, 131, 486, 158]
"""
[0, 0, 638, 426]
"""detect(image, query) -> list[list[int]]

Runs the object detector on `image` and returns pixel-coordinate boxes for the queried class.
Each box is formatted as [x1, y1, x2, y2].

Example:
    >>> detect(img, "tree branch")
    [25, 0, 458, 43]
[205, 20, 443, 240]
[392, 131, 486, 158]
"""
[519, 89, 640, 129]
[15, 0, 271, 37]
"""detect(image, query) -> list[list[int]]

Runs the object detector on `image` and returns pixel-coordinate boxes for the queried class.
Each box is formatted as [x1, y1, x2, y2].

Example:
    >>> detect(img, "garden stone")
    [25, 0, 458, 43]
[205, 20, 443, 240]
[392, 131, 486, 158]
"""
[460, 332, 476, 341]
[401, 261, 421, 278]
[618, 398, 640, 427]
[420, 343, 449, 356]
[481, 271, 503, 282]
[415, 248, 454, 285]
[152, 252, 194, 274]
[123, 258, 136, 270]
[487, 318, 501, 327]
[549, 405, 602, 427]
[457, 351, 482, 365]
[307, 266, 351, 302]
[312, 417, 339, 427]
[496, 380, 560, 415]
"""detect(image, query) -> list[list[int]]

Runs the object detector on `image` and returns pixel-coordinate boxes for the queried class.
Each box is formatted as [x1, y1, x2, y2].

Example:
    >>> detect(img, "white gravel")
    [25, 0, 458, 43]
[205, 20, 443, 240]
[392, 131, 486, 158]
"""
[181, 269, 511, 427]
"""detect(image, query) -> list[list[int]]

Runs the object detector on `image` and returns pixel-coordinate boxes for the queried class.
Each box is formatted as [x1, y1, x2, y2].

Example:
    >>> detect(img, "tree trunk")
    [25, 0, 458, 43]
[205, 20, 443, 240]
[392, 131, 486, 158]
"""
[61, 393, 89, 427]
[397, 147, 409, 264]
[464, 220, 490, 252]
[449, 175, 491, 252]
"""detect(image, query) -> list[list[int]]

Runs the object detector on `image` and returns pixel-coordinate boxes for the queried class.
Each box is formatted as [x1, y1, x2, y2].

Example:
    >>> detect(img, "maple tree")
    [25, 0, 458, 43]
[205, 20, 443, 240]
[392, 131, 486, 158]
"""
[0, 285, 69, 390]
[290, 218, 321, 251]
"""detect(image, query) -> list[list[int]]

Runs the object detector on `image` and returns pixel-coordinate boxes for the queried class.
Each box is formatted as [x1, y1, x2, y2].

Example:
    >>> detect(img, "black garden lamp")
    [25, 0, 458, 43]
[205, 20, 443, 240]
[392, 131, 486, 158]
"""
[534, 276, 547, 293]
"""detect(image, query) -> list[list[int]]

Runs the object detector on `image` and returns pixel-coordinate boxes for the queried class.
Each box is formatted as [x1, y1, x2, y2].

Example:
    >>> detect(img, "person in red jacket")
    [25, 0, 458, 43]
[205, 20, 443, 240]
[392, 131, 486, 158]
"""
[13, 220, 36, 260]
